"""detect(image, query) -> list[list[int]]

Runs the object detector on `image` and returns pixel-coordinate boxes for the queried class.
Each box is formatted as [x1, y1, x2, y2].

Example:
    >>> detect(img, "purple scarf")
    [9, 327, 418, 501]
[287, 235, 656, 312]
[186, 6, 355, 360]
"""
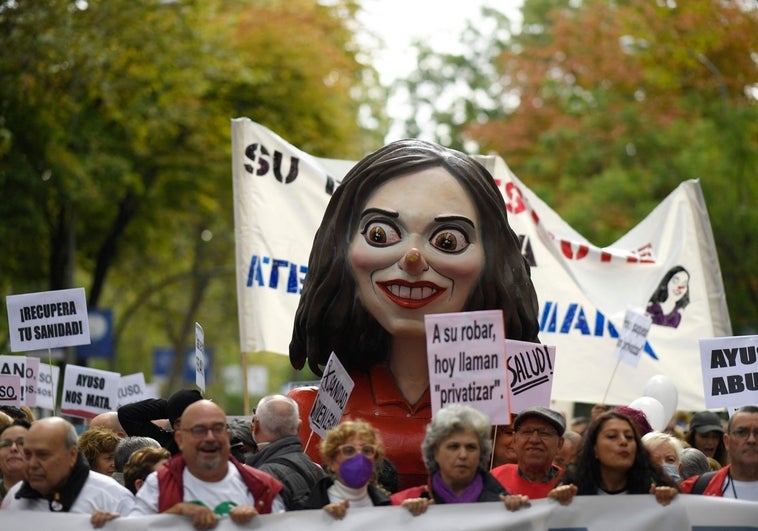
[432, 471, 483, 504]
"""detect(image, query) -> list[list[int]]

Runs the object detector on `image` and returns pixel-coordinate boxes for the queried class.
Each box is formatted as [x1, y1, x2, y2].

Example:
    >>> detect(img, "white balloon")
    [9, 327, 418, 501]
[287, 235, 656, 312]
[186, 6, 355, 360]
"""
[628, 396, 666, 432]
[643, 374, 678, 425]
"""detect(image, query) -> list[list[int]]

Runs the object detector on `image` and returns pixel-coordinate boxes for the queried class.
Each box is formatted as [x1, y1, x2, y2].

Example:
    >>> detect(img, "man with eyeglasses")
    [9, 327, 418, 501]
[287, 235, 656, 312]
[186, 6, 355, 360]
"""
[680, 405, 758, 500]
[490, 406, 566, 499]
[129, 399, 285, 529]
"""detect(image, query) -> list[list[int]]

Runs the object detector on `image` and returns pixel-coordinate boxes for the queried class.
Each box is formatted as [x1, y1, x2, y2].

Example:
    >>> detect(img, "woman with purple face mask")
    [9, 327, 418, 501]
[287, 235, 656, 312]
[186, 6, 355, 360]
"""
[304, 421, 390, 519]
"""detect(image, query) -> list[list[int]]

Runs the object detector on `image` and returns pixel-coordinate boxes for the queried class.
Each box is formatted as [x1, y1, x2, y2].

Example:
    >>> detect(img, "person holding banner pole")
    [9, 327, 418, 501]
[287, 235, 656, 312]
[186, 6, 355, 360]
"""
[289, 139, 540, 491]
[548, 411, 678, 506]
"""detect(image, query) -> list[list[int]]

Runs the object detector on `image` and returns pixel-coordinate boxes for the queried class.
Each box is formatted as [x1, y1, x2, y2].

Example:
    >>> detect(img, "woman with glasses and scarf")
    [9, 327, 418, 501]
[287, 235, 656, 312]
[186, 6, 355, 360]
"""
[304, 420, 390, 519]
[0, 419, 30, 502]
[391, 404, 530, 515]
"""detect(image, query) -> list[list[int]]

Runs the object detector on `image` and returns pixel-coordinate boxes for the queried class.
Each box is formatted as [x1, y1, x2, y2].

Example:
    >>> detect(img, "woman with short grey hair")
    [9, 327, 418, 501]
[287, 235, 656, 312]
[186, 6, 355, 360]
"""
[391, 404, 530, 515]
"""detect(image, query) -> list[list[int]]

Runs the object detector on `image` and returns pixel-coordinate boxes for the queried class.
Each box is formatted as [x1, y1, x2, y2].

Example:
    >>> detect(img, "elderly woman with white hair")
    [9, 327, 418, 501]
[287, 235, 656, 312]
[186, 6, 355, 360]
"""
[391, 404, 530, 515]
[641, 431, 685, 483]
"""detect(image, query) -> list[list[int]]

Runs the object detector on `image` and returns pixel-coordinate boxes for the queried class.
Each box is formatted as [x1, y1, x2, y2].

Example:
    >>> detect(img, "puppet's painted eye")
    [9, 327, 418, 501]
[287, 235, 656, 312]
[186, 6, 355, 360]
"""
[431, 228, 470, 253]
[363, 222, 401, 246]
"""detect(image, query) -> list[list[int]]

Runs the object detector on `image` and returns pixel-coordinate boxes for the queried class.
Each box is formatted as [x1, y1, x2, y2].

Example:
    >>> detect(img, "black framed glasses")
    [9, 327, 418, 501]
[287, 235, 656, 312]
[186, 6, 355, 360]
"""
[182, 423, 228, 439]
[730, 427, 758, 441]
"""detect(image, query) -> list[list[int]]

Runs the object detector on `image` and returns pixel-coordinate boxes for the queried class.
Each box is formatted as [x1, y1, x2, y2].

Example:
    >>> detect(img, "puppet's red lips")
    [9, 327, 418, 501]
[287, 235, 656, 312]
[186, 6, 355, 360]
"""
[378, 280, 445, 309]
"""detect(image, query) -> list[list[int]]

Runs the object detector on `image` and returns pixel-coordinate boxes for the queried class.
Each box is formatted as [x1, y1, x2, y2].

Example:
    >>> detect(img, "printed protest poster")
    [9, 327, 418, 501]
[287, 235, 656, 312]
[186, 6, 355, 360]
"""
[506, 339, 556, 413]
[195, 322, 206, 393]
[6, 288, 90, 352]
[425, 310, 509, 425]
[36, 363, 60, 411]
[117, 372, 147, 408]
[60, 365, 120, 418]
[0, 375, 22, 406]
[308, 352, 354, 438]
[0, 355, 37, 405]
[614, 309, 652, 368]
[699, 335, 758, 409]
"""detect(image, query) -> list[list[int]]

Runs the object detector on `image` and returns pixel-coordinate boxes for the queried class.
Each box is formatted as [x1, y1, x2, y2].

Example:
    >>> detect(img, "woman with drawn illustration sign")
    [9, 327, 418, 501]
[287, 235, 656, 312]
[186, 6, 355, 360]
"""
[288, 139, 540, 491]
[646, 265, 690, 328]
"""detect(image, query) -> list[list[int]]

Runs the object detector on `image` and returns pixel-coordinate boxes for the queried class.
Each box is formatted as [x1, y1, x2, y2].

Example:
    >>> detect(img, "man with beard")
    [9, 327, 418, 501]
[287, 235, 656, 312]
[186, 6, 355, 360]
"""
[129, 400, 284, 529]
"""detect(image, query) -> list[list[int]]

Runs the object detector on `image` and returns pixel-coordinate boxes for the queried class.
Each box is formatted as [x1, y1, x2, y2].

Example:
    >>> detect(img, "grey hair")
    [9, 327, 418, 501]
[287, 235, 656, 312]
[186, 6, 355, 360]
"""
[421, 404, 492, 475]
[679, 447, 710, 480]
[255, 394, 300, 438]
[641, 431, 684, 460]
[115, 436, 161, 472]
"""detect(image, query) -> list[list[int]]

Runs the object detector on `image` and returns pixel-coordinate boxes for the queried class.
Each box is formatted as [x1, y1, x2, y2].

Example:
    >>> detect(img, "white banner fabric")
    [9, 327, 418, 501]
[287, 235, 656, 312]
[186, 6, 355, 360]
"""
[231, 118, 732, 411]
[0, 496, 756, 530]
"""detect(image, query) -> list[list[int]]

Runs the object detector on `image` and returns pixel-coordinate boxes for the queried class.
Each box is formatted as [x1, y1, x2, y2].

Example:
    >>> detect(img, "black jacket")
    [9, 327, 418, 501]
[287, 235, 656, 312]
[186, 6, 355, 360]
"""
[304, 475, 391, 510]
[245, 435, 326, 510]
[117, 398, 179, 455]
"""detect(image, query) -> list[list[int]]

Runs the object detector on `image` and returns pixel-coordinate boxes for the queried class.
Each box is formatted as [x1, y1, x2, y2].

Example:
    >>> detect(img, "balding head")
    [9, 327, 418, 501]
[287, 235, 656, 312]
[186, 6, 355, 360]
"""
[253, 395, 300, 443]
[24, 417, 79, 496]
[90, 412, 125, 437]
[175, 400, 230, 482]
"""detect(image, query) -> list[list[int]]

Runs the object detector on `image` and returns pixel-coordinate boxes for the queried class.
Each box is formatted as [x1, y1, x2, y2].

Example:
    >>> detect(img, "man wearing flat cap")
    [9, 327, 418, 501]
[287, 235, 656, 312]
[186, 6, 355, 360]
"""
[490, 406, 566, 498]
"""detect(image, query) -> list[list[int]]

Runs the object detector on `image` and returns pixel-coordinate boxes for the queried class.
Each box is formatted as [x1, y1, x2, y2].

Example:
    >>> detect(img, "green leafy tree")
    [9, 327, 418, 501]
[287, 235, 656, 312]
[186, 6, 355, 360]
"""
[0, 0, 386, 403]
[395, 0, 758, 333]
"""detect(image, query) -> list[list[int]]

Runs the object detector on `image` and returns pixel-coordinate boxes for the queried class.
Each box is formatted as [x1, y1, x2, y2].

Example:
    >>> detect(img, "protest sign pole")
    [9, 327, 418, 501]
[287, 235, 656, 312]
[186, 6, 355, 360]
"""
[47, 348, 56, 412]
[601, 357, 622, 405]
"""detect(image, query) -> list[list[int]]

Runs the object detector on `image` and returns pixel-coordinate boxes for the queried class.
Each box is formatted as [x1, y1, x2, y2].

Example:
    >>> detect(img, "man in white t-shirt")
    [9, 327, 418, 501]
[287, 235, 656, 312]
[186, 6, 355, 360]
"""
[129, 399, 284, 529]
[1, 417, 134, 527]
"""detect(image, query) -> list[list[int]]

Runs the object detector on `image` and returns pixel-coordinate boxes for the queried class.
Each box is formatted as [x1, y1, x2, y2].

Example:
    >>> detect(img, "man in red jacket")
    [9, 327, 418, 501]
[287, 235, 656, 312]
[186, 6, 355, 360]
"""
[129, 399, 284, 529]
[680, 405, 758, 501]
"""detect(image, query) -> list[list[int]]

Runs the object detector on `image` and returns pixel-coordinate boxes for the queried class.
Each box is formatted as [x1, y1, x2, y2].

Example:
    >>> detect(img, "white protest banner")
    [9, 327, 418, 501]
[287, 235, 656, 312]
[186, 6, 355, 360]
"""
[699, 335, 758, 409]
[506, 339, 556, 412]
[614, 309, 653, 368]
[0, 375, 22, 406]
[308, 352, 354, 438]
[425, 310, 508, 424]
[1, 495, 757, 531]
[60, 365, 120, 419]
[195, 322, 206, 393]
[117, 372, 147, 408]
[232, 119, 731, 410]
[5, 287, 90, 352]
[35, 363, 60, 411]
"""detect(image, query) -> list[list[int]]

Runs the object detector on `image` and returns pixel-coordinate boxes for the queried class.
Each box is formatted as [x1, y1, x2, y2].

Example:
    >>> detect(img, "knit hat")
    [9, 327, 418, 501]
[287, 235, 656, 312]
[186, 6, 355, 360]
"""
[167, 389, 203, 426]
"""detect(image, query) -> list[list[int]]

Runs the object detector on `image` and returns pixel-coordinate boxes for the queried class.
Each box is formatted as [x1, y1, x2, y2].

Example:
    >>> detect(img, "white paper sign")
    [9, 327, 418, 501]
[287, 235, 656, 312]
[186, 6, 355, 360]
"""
[35, 363, 60, 411]
[0, 375, 22, 406]
[425, 310, 509, 424]
[614, 309, 652, 367]
[506, 339, 556, 412]
[6, 287, 90, 352]
[699, 334, 758, 409]
[195, 322, 206, 393]
[23, 356, 39, 407]
[0, 355, 33, 405]
[117, 372, 147, 408]
[308, 352, 354, 438]
[60, 365, 120, 419]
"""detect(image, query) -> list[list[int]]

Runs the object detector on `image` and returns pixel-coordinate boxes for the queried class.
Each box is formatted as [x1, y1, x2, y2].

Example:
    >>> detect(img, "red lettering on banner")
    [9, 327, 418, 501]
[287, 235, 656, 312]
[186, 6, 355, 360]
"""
[560, 240, 589, 260]
[504, 182, 526, 215]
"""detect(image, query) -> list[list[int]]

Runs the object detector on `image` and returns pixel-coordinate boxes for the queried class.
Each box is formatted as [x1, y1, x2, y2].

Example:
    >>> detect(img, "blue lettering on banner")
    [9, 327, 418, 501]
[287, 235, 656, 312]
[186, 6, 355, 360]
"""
[540, 301, 658, 360]
[246, 255, 307, 294]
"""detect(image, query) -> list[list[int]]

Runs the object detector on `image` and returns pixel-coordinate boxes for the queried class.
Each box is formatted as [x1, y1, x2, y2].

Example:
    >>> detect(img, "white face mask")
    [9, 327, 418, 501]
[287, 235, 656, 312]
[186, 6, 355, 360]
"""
[662, 463, 680, 482]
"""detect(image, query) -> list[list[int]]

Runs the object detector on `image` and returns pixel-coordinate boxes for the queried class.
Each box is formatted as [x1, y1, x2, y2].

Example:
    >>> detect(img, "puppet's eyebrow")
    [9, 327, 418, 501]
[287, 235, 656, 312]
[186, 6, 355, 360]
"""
[359, 207, 399, 219]
[434, 215, 476, 230]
